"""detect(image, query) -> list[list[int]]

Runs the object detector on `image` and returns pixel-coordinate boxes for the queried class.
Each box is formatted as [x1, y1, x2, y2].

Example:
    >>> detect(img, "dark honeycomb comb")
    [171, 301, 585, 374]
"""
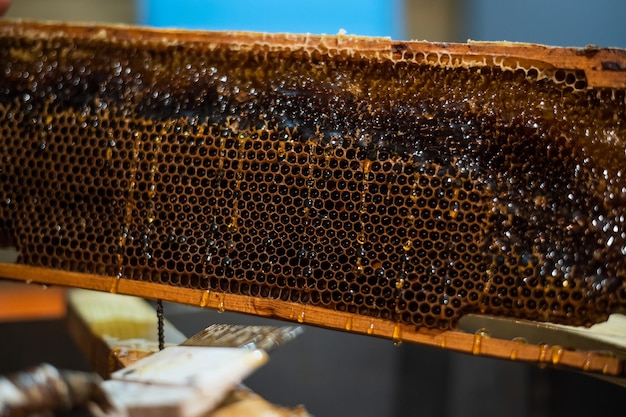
[0, 20, 625, 375]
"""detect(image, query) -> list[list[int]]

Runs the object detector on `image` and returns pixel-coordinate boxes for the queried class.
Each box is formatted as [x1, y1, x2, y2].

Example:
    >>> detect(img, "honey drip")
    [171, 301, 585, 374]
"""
[109, 278, 120, 294]
[142, 124, 166, 263]
[354, 158, 370, 281]
[438, 336, 447, 349]
[231, 132, 248, 230]
[199, 290, 210, 308]
[472, 328, 489, 355]
[538, 344, 550, 365]
[304, 140, 317, 219]
[217, 294, 225, 313]
[277, 139, 286, 164]
[395, 236, 410, 325]
[392, 323, 403, 346]
[509, 337, 527, 360]
[115, 130, 143, 280]
[479, 271, 493, 314]
[551, 345, 564, 365]
[344, 316, 353, 331]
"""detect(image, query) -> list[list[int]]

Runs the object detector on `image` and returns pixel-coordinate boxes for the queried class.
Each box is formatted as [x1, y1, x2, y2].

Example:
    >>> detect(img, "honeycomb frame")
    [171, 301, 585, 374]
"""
[0, 21, 625, 348]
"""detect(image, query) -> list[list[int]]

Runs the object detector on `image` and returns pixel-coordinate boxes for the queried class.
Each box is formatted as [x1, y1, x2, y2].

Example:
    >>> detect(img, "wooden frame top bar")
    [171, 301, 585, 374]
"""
[1, 19, 625, 88]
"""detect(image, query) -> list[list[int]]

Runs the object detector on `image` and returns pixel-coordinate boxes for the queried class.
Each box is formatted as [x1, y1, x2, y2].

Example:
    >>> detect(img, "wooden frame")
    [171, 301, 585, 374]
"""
[1, 19, 625, 381]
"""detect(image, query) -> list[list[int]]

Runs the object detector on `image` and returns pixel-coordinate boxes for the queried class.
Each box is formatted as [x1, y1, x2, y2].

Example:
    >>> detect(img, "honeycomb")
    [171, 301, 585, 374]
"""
[0, 22, 625, 330]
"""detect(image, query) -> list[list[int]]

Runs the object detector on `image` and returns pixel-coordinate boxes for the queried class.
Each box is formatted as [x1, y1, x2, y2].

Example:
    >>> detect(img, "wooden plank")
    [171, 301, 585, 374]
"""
[66, 288, 185, 377]
[4, 264, 624, 378]
[66, 288, 311, 416]
[0, 281, 65, 321]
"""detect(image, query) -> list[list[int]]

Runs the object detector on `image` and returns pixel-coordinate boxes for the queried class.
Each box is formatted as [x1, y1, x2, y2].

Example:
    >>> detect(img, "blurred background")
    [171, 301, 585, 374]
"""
[1, 1, 625, 416]
[4, 0, 626, 47]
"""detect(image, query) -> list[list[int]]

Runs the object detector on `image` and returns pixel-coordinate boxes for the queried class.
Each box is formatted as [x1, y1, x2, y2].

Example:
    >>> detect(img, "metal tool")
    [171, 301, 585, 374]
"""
[458, 313, 626, 386]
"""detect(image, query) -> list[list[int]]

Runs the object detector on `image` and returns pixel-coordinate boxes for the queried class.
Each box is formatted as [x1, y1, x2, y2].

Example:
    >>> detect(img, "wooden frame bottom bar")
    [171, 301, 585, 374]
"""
[1, 262, 623, 378]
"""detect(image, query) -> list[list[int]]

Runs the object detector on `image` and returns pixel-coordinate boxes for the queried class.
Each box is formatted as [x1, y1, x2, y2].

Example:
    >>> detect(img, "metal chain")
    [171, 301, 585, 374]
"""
[156, 299, 165, 350]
